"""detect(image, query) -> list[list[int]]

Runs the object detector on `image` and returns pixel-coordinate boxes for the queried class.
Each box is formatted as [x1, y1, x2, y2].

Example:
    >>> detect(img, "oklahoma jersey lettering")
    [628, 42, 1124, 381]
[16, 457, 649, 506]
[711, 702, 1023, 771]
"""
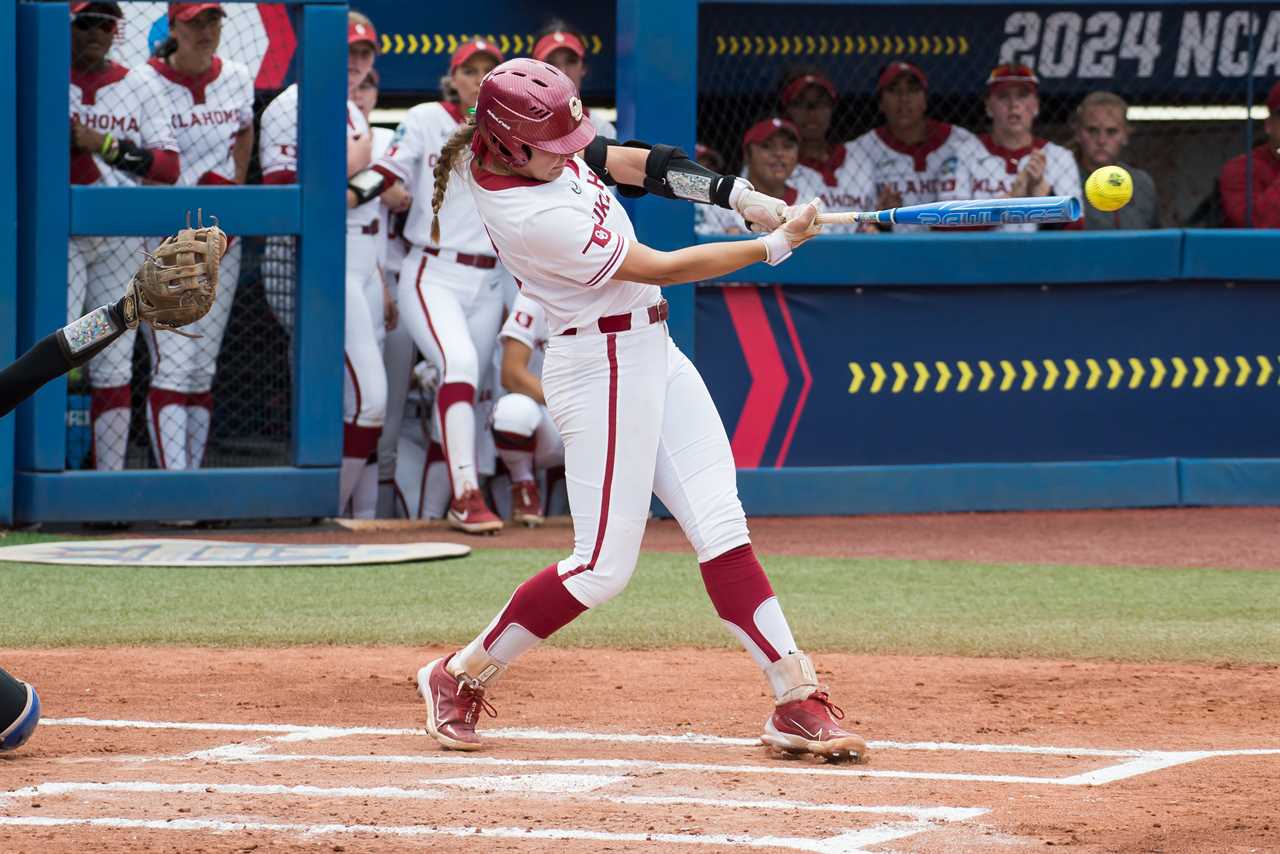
[847, 121, 976, 232]
[790, 142, 867, 234]
[499, 291, 549, 378]
[137, 55, 253, 185]
[464, 155, 655, 335]
[375, 101, 491, 256]
[70, 62, 177, 187]
[943, 134, 1084, 232]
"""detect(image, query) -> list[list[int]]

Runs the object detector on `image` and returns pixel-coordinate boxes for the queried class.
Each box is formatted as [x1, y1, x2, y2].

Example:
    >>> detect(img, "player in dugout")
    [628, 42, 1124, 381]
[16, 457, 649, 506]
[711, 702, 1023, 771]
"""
[1219, 81, 1280, 229]
[1073, 91, 1160, 229]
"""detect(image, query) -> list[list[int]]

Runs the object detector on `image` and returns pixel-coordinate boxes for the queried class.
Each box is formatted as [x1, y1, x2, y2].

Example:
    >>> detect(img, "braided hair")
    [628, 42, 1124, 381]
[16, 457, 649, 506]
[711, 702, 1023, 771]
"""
[430, 118, 477, 244]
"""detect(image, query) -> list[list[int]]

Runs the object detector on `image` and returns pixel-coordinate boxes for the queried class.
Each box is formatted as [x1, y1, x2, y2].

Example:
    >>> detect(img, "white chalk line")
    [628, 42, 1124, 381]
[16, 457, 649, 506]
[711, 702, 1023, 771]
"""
[0, 780, 988, 823]
[0, 815, 892, 854]
[49, 716, 1280, 759]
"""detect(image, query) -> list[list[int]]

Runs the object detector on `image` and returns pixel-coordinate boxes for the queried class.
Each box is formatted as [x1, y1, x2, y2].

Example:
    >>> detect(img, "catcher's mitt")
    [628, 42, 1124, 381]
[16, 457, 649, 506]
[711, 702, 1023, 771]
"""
[125, 212, 227, 337]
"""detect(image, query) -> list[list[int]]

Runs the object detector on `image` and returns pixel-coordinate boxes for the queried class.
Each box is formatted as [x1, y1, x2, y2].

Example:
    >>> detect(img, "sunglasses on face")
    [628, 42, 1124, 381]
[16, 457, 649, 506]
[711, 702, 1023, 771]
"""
[73, 16, 118, 34]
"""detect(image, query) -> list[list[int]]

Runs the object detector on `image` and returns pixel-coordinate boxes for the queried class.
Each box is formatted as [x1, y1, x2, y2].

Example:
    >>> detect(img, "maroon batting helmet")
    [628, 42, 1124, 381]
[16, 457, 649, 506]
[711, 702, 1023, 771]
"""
[473, 58, 596, 168]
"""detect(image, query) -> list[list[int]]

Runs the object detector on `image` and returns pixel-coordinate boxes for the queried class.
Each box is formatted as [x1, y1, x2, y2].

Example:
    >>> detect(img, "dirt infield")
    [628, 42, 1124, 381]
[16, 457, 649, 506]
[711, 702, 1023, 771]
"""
[2, 646, 1277, 853]
[5, 507, 1278, 851]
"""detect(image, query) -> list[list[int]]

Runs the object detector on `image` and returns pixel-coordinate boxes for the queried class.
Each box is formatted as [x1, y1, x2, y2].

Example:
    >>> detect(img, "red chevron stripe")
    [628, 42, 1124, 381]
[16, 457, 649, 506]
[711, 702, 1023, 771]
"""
[255, 4, 296, 91]
[723, 288, 787, 469]
[773, 286, 811, 468]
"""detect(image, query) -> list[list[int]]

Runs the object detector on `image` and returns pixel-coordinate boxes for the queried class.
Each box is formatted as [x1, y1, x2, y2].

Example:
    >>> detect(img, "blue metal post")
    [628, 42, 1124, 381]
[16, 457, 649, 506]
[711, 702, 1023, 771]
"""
[0, 0, 15, 524]
[295, 3, 347, 474]
[616, 0, 698, 358]
[14, 1, 70, 474]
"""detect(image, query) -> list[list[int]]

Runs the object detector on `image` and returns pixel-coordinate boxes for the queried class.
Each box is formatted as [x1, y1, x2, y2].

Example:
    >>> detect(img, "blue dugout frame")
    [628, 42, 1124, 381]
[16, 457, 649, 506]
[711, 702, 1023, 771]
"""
[618, 0, 1280, 514]
[10, 0, 347, 523]
[0, 2, 14, 524]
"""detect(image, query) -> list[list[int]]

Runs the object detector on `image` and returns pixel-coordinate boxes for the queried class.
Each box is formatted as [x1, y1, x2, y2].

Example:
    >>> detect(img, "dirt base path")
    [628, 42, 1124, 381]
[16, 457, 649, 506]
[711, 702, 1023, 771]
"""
[2, 646, 1277, 853]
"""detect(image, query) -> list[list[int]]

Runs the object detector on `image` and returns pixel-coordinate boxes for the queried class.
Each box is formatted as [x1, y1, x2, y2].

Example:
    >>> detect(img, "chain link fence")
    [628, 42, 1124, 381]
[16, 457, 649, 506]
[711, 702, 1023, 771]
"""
[697, 3, 1279, 232]
[67, 2, 297, 470]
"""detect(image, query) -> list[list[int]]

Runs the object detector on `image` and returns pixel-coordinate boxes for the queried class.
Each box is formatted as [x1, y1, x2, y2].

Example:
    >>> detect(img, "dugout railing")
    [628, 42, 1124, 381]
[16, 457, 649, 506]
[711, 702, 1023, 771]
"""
[3, 0, 346, 524]
[626, 0, 1280, 514]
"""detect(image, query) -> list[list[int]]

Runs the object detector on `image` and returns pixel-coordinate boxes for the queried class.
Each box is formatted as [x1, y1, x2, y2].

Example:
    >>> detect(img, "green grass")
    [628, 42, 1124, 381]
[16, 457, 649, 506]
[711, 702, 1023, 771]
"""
[1, 532, 1277, 662]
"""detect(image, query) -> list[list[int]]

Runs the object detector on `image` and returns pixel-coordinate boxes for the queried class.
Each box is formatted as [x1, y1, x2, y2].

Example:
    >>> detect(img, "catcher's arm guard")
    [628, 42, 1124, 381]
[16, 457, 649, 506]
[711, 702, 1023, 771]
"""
[127, 213, 228, 338]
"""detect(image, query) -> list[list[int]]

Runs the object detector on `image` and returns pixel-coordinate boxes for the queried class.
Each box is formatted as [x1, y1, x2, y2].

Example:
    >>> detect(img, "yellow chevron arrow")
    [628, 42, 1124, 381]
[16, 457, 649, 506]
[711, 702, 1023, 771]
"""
[729, 35, 739, 55]
[430, 34, 441, 53]
[592, 34, 602, 54]
[1106, 357, 1123, 390]
[1064, 358, 1081, 390]
[1085, 358, 1102, 390]
[804, 35, 814, 53]
[999, 360, 1016, 392]
[935, 361, 952, 393]
[1149, 357, 1166, 388]
[512, 34, 523, 53]
[394, 34, 405, 54]
[891, 361, 908, 394]
[857, 35, 866, 53]
[945, 35, 955, 54]
[913, 361, 930, 393]
[919, 34, 931, 55]
[792, 35, 803, 53]
[716, 35, 726, 55]
[848, 362, 865, 393]
[1020, 359, 1037, 391]
[933, 35, 943, 53]
[1042, 359, 1059, 390]
[978, 360, 994, 392]
[767, 36, 778, 55]
[446, 34, 458, 53]
[844, 35, 854, 54]
[407, 33, 418, 53]
[870, 362, 887, 394]
[907, 35, 917, 53]
[1126, 357, 1144, 389]
[956, 361, 973, 392]
[959, 35, 970, 53]
[894, 35, 905, 53]
[869, 35, 880, 53]
[883, 34, 894, 54]
[1234, 355, 1251, 387]
[1192, 356, 1209, 387]
[380, 34, 391, 53]
[779, 34, 790, 55]
[1257, 355, 1273, 386]
[818, 35, 829, 54]
[1171, 357, 1188, 388]
[755, 36, 766, 55]
[1213, 355, 1230, 387]
[498, 34, 510, 54]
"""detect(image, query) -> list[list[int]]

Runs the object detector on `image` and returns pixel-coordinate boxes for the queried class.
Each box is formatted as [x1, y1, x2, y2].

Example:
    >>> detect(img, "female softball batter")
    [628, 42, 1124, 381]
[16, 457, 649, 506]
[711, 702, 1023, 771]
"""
[368, 38, 507, 533]
[137, 2, 252, 469]
[411, 58, 868, 762]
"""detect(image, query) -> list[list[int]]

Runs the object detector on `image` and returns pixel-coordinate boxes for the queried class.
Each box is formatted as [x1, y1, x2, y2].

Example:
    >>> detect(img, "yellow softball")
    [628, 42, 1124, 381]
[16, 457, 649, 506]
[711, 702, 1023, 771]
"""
[1085, 166, 1133, 212]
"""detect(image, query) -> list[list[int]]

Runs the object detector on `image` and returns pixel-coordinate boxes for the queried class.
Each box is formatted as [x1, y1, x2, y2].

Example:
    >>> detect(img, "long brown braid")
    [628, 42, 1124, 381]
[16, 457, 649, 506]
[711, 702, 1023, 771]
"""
[430, 119, 477, 244]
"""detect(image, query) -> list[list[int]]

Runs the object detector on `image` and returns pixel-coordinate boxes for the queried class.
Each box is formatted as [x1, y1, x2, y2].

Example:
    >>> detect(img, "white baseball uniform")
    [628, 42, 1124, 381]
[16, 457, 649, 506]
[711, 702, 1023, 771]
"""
[790, 143, 867, 234]
[258, 83, 296, 333]
[847, 121, 977, 232]
[374, 100, 506, 505]
[370, 124, 407, 283]
[135, 55, 253, 470]
[493, 292, 564, 494]
[453, 153, 801, 675]
[68, 60, 179, 471]
[942, 133, 1084, 232]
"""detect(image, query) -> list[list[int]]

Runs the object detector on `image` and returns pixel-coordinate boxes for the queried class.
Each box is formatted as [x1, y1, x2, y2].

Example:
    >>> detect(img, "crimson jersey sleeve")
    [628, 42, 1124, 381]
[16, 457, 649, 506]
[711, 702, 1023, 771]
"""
[518, 206, 631, 288]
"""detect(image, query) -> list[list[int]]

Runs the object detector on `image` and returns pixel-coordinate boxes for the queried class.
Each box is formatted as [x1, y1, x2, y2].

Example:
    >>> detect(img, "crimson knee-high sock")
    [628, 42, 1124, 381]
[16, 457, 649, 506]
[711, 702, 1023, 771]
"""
[471, 564, 588, 663]
[699, 543, 800, 667]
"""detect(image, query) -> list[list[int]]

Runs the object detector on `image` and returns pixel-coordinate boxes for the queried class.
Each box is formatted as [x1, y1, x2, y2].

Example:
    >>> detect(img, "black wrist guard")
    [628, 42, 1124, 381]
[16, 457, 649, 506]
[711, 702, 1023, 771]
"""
[105, 137, 154, 178]
[641, 143, 737, 207]
[348, 168, 389, 206]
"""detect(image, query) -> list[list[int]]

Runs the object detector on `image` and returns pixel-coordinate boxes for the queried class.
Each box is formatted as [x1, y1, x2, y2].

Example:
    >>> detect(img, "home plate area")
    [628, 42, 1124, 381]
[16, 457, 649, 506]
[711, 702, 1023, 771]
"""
[5, 719, 1274, 852]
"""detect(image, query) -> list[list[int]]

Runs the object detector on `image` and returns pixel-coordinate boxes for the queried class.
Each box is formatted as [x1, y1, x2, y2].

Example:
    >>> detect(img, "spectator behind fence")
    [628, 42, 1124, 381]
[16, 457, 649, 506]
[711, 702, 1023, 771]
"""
[778, 67, 862, 230]
[848, 61, 976, 233]
[1073, 92, 1160, 229]
[1219, 81, 1280, 229]
[698, 117, 802, 235]
[135, 2, 254, 470]
[532, 20, 615, 140]
[943, 64, 1083, 231]
[68, 1, 179, 471]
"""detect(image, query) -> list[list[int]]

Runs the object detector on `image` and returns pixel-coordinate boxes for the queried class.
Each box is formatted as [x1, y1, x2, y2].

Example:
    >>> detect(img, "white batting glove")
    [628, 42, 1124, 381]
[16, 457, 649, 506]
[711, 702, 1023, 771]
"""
[758, 199, 822, 266]
[727, 180, 790, 232]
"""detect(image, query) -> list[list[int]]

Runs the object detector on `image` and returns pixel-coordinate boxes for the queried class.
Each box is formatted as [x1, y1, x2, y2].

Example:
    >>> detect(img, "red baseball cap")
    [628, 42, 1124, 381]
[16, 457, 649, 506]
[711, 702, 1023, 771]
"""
[71, 2, 123, 16]
[986, 63, 1039, 92]
[877, 61, 927, 93]
[1267, 81, 1280, 114]
[450, 37, 504, 72]
[348, 18, 378, 52]
[780, 72, 838, 108]
[743, 116, 800, 149]
[168, 3, 223, 23]
[532, 30, 586, 63]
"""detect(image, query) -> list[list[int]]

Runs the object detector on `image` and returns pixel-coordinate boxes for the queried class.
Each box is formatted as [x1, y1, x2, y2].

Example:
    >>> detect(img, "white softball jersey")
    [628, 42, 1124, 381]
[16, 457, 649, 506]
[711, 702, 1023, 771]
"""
[346, 100, 379, 230]
[789, 143, 866, 233]
[585, 108, 616, 141]
[943, 134, 1084, 232]
[375, 101, 492, 257]
[462, 155, 657, 336]
[371, 124, 407, 277]
[70, 61, 178, 187]
[499, 291, 549, 378]
[137, 56, 254, 186]
[258, 82, 296, 182]
[846, 121, 977, 232]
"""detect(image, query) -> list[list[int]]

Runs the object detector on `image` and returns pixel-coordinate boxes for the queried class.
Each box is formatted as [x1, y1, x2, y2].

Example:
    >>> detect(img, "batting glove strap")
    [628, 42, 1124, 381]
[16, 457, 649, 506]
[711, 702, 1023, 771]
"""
[758, 229, 793, 266]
